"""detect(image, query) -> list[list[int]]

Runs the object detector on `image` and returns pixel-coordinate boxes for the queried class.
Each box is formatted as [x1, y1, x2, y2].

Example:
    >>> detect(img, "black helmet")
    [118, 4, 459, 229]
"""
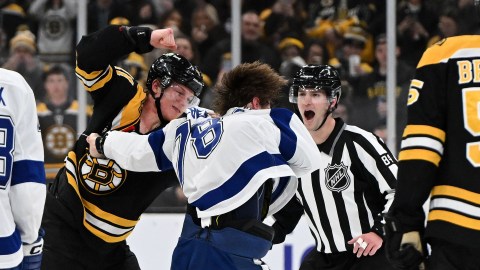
[146, 53, 204, 98]
[289, 64, 341, 109]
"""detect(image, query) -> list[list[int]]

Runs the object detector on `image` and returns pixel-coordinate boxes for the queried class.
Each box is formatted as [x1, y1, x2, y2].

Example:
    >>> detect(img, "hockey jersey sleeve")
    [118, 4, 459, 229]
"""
[348, 126, 397, 234]
[270, 108, 322, 177]
[6, 71, 46, 245]
[390, 39, 450, 230]
[75, 25, 152, 135]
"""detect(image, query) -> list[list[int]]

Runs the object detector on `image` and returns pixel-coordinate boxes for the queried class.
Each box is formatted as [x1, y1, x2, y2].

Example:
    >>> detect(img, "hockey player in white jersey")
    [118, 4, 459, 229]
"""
[87, 61, 322, 269]
[0, 68, 46, 270]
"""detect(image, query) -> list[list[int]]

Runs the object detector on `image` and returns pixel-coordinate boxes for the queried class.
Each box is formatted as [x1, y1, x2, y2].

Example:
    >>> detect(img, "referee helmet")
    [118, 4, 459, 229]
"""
[289, 64, 341, 111]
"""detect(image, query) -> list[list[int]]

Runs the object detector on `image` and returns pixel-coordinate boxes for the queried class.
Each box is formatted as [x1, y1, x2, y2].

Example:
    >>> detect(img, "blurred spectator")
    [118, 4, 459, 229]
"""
[37, 64, 92, 181]
[352, 34, 414, 147]
[28, 0, 77, 64]
[200, 10, 280, 84]
[175, 35, 199, 64]
[190, 3, 228, 64]
[0, 0, 27, 51]
[159, 8, 184, 36]
[397, 0, 438, 68]
[427, 7, 460, 47]
[275, 35, 306, 110]
[328, 25, 373, 88]
[261, 0, 307, 47]
[305, 1, 378, 63]
[304, 38, 330, 65]
[131, 0, 158, 27]
[277, 36, 306, 79]
[87, 0, 128, 34]
[2, 27, 45, 101]
[457, 0, 480, 34]
[0, 26, 7, 65]
[117, 52, 148, 87]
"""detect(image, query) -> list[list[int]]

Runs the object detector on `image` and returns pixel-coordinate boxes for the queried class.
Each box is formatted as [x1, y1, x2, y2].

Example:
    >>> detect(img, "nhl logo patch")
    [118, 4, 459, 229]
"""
[324, 162, 350, 192]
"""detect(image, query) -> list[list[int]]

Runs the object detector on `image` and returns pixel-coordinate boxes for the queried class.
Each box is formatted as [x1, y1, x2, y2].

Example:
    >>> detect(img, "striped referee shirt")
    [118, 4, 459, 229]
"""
[273, 118, 397, 253]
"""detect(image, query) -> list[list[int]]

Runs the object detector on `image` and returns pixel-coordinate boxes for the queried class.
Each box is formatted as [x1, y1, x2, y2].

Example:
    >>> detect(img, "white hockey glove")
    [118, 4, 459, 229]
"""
[22, 228, 44, 270]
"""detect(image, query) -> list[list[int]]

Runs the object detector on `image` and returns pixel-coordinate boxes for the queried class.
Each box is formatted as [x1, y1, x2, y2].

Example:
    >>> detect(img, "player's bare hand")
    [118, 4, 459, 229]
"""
[150, 28, 176, 50]
[86, 133, 105, 158]
[348, 232, 383, 258]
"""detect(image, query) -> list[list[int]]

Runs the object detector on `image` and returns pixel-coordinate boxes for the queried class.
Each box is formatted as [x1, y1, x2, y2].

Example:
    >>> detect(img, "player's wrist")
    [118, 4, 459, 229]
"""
[121, 26, 154, 54]
[95, 133, 109, 155]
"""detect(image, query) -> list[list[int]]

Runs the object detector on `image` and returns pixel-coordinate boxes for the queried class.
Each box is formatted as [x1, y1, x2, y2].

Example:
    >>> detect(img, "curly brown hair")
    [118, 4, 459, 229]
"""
[212, 61, 287, 115]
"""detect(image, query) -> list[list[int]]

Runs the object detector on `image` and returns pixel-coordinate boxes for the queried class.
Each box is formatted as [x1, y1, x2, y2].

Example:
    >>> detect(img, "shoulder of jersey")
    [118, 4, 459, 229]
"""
[417, 35, 480, 69]
[0, 68, 29, 95]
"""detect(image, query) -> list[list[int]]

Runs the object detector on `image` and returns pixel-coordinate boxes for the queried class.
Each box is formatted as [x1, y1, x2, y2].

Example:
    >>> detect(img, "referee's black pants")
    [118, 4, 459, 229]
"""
[300, 246, 395, 270]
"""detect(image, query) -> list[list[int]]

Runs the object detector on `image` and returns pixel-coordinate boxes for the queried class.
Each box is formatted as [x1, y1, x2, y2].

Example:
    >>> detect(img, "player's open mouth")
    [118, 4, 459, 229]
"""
[304, 110, 315, 120]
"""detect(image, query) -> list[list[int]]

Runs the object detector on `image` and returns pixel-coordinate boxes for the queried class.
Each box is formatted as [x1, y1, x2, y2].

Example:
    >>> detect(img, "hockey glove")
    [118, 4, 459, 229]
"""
[21, 228, 44, 270]
[383, 214, 426, 270]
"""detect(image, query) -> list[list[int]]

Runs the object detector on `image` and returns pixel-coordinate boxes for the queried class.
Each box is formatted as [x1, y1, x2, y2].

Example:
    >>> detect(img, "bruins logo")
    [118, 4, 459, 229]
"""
[324, 162, 350, 192]
[78, 154, 127, 195]
[45, 124, 76, 158]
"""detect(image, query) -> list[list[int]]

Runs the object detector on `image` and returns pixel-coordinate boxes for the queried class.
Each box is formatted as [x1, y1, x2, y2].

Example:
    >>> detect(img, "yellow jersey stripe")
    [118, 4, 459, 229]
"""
[432, 185, 480, 204]
[429, 209, 480, 230]
[82, 199, 138, 227]
[84, 220, 133, 243]
[403, 125, 446, 142]
[116, 68, 134, 86]
[398, 149, 442, 166]
[76, 66, 113, 92]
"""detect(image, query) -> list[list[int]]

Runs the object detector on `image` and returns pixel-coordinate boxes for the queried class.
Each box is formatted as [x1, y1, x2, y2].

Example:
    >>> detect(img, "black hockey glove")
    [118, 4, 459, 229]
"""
[122, 26, 153, 54]
[383, 213, 426, 270]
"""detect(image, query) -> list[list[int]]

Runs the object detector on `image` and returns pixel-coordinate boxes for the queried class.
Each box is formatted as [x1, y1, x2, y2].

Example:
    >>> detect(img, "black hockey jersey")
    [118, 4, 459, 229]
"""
[37, 100, 92, 180]
[50, 26, 177, 244]
[393, 35, 480, 248]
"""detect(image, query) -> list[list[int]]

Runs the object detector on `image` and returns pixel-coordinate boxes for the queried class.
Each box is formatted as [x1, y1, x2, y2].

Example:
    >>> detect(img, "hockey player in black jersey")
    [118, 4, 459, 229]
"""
[40, 25, 204, 270]
[383, 32, 480, 270]
[272, 64, 397, 270]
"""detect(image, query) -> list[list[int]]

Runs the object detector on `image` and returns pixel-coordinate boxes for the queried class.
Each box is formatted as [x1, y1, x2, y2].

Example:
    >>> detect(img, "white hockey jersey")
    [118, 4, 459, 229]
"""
[103, 107, 321, 220]
[0, 68, 46, 268]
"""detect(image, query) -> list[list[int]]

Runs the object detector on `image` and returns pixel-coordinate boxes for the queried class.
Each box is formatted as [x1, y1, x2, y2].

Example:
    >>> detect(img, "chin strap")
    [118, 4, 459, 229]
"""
[154, 97, 168, 126]
[314, 101, 336, 131]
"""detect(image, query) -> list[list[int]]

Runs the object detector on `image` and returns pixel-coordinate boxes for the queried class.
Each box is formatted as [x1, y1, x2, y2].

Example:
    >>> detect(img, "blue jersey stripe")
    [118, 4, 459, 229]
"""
[0, 228, 21, 255]
[271, 176, 290, 204]
[270, 109, 297, 161]
[148, 130, 173, 171]
[193, 152, 287, 210]
[11, 160, 45, 186]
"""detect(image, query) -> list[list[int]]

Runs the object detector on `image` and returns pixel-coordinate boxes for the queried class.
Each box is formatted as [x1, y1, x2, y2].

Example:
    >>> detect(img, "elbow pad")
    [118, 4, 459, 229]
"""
[122, 26, 154, 54]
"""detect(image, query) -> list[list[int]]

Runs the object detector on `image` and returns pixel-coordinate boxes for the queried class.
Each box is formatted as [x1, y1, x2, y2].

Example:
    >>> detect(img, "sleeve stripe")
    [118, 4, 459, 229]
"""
[429, 209, 480, 231]
[75, 66, 113, 91]
[398, 149, 442, 166]
[82, 199, 138, 227]
[432, 185, 480, 204]
[11, 160, 46, 186]
[270, 109, 296, 161]
[403, 125, 446, 142]
[0, 228, 21, 255]
[430, 198, 480, 218]
[401, 137, 444, 154]
[115, 67, 134, 86]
